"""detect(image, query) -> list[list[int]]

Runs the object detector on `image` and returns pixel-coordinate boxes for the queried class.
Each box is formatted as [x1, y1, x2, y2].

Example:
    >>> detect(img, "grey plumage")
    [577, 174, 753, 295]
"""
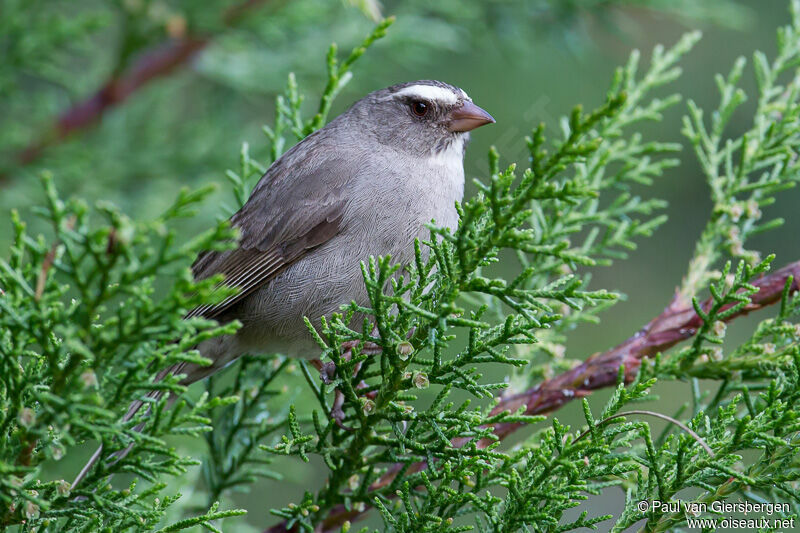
[184, 79, 492, 381]
[71, 80, 493, 487]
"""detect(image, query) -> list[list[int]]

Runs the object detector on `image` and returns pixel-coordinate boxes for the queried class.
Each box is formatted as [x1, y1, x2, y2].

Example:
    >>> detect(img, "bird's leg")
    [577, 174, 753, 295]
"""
[311, 360, 348, 429]
[310, 358, 337, 385]
[310, 336, 381, 430]
[310, 342, 356, 430]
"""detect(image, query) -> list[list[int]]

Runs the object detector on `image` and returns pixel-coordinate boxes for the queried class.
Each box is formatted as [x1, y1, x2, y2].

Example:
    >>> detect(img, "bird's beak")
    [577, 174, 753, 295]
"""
[447, 101, 495, 132]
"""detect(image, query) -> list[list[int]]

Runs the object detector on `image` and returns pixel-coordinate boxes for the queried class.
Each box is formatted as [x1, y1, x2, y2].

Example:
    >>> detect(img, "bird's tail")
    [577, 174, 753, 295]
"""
[70, 361, 187, 489]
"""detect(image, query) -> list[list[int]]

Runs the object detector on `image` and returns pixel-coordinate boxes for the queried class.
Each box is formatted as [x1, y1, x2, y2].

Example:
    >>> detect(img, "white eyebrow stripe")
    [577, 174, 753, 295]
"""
[393, 85, 459, 104]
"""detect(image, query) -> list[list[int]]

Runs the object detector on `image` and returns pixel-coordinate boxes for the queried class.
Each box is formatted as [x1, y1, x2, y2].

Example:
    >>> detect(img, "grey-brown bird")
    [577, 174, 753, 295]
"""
[72, 80, 494, 486]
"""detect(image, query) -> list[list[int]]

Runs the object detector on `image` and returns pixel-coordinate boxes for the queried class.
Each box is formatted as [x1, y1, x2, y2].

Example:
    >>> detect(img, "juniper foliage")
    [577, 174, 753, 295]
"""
[1, 5, 800, 533]
[0, 176, 245, 529]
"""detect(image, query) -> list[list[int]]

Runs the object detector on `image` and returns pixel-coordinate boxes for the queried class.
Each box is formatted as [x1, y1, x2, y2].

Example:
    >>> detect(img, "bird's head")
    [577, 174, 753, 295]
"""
[347, 80, 495, 158]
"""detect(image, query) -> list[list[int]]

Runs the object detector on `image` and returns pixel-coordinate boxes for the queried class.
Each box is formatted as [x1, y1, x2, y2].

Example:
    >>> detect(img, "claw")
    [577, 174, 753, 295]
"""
[330, 389, 353, 431]
[355, 380, 378, 400]
[312, 334, 383, 432]
[311, 358, 337, 385]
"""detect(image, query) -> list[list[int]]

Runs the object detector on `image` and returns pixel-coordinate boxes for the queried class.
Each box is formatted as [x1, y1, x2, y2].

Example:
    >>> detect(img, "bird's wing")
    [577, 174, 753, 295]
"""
[186, 147, 352, 320]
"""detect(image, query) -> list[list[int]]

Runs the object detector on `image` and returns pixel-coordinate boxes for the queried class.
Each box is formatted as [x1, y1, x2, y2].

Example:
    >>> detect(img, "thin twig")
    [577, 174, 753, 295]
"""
[573, 409, 715, 457]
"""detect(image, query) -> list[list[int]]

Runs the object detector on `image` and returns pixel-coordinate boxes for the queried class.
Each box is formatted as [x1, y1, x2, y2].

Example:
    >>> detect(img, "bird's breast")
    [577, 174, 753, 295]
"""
[232, 151, 465, 357]
[347, 151, 464, 259]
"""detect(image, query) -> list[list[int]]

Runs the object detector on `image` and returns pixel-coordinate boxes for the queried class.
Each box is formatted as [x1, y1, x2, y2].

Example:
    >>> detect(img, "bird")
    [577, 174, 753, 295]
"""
[72, 80, 494, 487]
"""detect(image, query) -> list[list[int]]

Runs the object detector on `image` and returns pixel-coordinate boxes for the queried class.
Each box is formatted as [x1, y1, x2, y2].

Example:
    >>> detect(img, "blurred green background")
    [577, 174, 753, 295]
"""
[2, 0, 799, 530]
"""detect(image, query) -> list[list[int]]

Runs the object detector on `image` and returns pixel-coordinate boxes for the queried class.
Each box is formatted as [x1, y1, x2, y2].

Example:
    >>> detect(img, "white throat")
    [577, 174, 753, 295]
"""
[429, 135, 466, 165]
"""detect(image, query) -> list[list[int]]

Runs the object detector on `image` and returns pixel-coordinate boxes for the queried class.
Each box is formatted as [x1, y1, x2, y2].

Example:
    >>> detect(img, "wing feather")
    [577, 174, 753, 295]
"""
[186, 148, 351, 320]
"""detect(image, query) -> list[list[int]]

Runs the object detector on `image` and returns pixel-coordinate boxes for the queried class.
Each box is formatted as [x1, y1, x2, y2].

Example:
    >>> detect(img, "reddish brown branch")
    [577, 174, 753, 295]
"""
[15, 38, 207, 170]
[489, 259, 800, 438]
[9, 0, 274, 176]
[266, 259, 800, 533]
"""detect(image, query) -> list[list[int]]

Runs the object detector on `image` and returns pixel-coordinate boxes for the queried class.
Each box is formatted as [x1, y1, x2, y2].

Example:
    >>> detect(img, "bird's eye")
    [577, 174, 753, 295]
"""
[410, 100, 429, 117]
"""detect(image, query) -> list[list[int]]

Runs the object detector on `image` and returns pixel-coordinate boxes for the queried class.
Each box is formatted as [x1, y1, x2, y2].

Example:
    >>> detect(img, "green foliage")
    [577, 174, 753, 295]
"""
[202, 355, 289, 507]
[0, 174, 245, 529]
[2, 2, 800, 533]
[471, 32, 697, 385]
[619, 262, 800, 532]
[680, 0, 800, 296]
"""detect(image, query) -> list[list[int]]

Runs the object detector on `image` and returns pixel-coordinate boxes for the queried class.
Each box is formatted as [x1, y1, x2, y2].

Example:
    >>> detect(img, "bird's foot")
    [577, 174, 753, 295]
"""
[330, 389, 352, 430]
[310, 357, 353, 429]
[311, 339, 380, 430]
[328, 381, 377, 431]
[310, 358, 337, 385]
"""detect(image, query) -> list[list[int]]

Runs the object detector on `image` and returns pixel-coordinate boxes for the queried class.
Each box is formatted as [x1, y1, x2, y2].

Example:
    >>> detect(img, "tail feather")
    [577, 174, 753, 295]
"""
[71, 362, 187, 489]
